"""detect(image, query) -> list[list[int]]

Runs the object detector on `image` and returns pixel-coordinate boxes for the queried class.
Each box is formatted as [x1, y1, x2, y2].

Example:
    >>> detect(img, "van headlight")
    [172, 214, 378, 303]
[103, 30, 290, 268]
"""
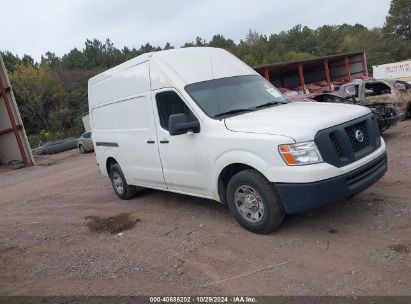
[278, 141, 323, 166]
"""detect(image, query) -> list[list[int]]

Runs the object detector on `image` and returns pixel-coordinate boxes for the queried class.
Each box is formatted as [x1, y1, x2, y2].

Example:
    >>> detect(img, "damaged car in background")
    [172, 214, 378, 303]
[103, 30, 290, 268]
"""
[351, 79, 411, 120]
[254, 54, 411, 133]
[287, 78, 410, 133]
[312, 81, 403, 132]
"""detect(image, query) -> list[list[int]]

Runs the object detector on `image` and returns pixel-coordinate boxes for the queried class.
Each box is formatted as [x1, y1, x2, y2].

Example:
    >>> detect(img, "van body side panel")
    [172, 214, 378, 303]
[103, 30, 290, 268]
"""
[89, 61, 166, 188]
[89, 61, 150, 107]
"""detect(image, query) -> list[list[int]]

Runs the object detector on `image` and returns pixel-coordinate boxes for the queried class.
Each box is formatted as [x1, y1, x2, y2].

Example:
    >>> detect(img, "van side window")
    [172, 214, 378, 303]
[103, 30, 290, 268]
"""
[156, 91, 197, 130]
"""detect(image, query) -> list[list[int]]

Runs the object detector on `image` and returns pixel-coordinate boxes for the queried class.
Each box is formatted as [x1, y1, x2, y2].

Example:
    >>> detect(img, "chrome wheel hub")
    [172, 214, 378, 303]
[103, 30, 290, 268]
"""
[234, 185, 264, 223]
[112, 172, 124, 194]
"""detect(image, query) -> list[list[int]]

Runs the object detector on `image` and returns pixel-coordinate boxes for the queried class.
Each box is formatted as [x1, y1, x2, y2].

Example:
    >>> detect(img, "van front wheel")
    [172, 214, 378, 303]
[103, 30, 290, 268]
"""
[226, 169, 285, 234]
[109, 163, 137, 200]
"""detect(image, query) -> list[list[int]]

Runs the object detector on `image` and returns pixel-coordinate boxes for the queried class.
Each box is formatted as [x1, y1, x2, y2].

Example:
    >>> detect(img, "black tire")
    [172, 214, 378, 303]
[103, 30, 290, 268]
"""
[109, 163, 137, 200]
[226, 169, 285, 234]
[79, 144, 86, 154]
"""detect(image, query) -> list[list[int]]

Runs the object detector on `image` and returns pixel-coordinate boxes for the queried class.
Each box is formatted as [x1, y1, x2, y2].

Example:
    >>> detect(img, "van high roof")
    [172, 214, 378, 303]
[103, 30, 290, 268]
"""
[88, 47, 257, 89]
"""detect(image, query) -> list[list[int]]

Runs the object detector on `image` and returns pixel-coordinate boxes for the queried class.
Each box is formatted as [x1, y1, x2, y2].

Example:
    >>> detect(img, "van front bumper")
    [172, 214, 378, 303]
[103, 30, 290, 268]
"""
[274, 152, 387, 214]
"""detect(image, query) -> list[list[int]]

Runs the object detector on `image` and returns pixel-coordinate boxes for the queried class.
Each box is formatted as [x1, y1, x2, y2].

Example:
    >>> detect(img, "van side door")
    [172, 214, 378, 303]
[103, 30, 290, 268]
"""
[116, 93, 167, 189]
[152, 89, 212, 197]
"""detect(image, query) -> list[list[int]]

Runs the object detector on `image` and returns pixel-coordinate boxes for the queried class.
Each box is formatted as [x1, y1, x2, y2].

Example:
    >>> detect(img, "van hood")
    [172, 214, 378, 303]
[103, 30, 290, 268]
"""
[224, 102, 370, 142]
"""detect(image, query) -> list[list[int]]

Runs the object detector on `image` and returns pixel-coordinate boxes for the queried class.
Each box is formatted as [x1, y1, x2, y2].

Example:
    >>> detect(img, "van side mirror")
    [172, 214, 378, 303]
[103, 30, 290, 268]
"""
[168, 113, 200, 136]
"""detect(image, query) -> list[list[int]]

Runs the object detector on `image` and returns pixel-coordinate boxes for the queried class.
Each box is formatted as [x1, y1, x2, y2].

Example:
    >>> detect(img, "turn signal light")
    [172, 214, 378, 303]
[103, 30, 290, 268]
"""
[278, 145, 297, 165]
[278, 141, 323, 166]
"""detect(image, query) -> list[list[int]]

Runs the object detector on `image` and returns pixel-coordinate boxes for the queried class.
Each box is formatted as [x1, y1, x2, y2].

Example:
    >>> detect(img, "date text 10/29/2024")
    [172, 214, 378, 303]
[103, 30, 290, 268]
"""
[149, 296, 257, 303]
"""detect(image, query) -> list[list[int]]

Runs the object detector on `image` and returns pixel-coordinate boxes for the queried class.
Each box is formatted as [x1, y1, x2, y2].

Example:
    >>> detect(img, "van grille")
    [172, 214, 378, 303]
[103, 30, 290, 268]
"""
[315, 113, 381, 168]
[345, 121, 369, 153]
[329, 132, 343, 158]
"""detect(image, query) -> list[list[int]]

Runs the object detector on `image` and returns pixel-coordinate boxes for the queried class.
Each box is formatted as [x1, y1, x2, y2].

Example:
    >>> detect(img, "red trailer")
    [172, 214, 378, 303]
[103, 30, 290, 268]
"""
[254, 51, 369, 94]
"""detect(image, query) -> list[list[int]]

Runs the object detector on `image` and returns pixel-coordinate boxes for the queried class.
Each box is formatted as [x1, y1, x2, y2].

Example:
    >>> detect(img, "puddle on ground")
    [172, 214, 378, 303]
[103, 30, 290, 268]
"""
[85, 213, 140, 234]
[389, 244, 409, 254]
[328, 229, 338, 234]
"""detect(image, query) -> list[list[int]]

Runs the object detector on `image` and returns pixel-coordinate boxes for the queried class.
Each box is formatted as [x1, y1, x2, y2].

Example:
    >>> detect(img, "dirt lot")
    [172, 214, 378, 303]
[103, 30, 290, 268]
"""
[0, 121, 410, 296]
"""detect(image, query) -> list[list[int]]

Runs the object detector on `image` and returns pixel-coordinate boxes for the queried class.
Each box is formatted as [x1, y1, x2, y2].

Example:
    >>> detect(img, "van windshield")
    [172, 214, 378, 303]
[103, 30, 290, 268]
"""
[185, 75, 288, 118]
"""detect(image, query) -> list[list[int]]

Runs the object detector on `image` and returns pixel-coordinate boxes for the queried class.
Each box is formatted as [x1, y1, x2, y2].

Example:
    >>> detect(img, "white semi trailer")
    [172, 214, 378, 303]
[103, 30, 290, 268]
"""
[373, 60, 411, 84]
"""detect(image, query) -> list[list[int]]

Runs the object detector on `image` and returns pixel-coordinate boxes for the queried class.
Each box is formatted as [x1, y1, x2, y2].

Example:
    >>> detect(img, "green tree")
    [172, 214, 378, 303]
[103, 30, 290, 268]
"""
[41, 52, 61, 67]
[195, 36, 206, 46]
[183, 40, 195, 47]
[62, 48, 86, 69]
[0, 51, 21, 72]
[315, 25, 345, 55]
[121, 46, 140, 61]
[236, 30, 270, 64]
[209, 34, 236, 51]
[22, 54, 35, 66]
[384, 0, 411, 39]
[9, 64, 46, 132]
[277, 25, 316, 54]
[101, 39, 122, 67]
[242, 54, 259, 66]
[9, 64, 65, 133]
[83, 39, 106, 69]
[38, 66, 66, 130]
[138, 43, 161, 54]
[163, 42, 174, 50]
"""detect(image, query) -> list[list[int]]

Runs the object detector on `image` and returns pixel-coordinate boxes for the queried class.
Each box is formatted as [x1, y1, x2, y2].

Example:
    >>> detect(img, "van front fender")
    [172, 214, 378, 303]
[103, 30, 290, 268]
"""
[213, 150, 272, 201]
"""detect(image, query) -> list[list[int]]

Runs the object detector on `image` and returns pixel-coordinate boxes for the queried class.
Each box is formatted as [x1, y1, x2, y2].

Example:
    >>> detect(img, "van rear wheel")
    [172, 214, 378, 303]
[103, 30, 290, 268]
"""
[109, 163, 137, 200]
[226, 169, 285, 234]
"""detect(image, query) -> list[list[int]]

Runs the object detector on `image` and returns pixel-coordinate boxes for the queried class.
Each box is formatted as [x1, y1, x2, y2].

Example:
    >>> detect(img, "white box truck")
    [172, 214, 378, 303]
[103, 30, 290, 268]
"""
[88, 47, 387, 233]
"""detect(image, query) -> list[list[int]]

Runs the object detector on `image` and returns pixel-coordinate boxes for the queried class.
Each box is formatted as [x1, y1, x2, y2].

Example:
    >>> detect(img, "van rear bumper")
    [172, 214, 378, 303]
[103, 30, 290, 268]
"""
[274, 153, 387, 214]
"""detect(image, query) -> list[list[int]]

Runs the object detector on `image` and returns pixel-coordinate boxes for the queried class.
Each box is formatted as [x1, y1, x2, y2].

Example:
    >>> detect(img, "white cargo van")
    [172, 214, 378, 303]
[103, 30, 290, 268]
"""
[88, 47, 387, 233]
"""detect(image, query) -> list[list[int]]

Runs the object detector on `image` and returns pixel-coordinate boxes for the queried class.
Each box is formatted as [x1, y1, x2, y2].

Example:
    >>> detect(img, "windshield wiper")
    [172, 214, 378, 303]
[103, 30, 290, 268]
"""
[255, 101, 287, 109]
[214, 108, 255, 117]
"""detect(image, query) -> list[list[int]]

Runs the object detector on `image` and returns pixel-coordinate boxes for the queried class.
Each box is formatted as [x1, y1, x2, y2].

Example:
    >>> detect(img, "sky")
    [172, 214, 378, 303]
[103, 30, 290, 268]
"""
[1, 0, 392, 61]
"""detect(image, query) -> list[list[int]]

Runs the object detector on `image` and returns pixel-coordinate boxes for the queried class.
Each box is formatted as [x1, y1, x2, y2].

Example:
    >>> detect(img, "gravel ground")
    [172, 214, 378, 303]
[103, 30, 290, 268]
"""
[0, 121, 410, 296]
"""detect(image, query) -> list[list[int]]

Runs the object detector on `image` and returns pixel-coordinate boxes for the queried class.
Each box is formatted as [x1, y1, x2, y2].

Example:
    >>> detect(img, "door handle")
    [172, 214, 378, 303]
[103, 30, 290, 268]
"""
[160, 139, 169, 144]
[147, 139, 155, 144]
